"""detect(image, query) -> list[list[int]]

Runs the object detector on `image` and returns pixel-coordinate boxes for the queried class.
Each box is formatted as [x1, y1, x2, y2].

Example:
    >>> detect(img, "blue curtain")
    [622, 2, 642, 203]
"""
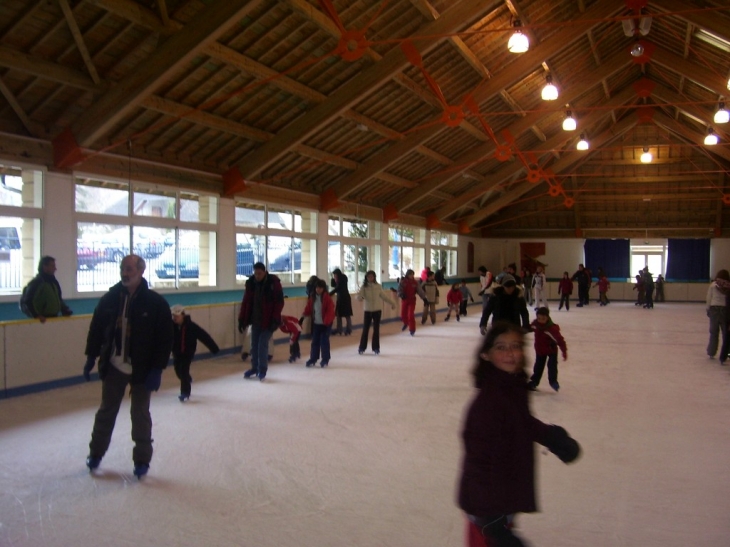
[666, 239, 710, 281]
[584, 239, 630, 279]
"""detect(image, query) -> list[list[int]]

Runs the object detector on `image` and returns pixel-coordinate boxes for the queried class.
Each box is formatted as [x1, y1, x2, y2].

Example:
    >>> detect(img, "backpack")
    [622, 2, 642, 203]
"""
[19, 278, 39, 317]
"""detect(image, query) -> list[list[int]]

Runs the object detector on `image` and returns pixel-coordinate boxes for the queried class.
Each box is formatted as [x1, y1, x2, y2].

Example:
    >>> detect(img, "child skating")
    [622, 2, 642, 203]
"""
[301, 279, 335, 367]
[527, 307, 567, 392]
[445, 283, 462, 321]
[171, 305, 219, 402]
[280, 315, 303, 362]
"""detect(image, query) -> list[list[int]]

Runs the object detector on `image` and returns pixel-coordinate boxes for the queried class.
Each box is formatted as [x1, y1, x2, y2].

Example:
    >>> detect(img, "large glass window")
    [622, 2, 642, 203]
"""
[329, 215, 380, 290]
[388, 225, 425, 280]
[0, 164, 43, 293]
[235, 202, 316, 285]
[631, 243, 665, 280]
[430, 230, 458, 278]
[75, 177, 218, 291]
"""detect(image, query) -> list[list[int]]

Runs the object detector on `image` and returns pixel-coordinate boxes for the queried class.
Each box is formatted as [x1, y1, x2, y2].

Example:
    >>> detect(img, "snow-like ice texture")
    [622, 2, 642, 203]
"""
[1, 302, 729, 546]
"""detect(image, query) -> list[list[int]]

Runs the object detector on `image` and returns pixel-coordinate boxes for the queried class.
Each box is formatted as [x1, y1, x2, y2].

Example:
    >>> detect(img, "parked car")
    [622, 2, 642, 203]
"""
[77, 243, 104, 270]
[156, 245, 256, 279]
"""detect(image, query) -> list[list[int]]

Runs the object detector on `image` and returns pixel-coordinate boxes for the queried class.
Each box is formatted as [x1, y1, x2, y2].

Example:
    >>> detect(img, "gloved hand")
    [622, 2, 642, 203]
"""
[144, 369, 162, 392]
[480, 326, 487, 336]
[298, 316, 304, 326]
[423, 299, 429, 305]
[83, 356, 96, 381]
[545, 425, 581, 464]
[238, 319, 245, 333]
[470, 298, 475, 303]
[562, 351, 568, 361]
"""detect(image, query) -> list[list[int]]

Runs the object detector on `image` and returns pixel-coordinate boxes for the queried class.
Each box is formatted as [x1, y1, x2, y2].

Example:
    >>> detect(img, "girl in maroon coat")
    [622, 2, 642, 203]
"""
[457, 322, 580, 547]
[301, 279, 335, 367]
[446, 283, 462, 322]
[557, 271, 573, 311]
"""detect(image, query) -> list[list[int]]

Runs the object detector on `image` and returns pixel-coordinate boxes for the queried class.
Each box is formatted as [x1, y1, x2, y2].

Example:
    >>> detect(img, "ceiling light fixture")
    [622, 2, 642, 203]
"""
[576, 133, 589, 151]
[630, 41, 644, 57]
[507, 20, 529, 53]
[562, 110, 576, 131]
[705, 128, 719, 146]
[714, 102, 729, 124]
[541, 74, 558, 101]
[640, 146, 652, 163]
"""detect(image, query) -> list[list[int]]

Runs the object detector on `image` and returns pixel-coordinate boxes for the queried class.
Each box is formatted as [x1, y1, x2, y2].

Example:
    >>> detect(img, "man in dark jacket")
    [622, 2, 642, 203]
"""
[21, 256, 72, 322]
[82, 254, 173, 478]
[571, 264, 591, 307]
[479, 274, 529, 334]
[238, 262, 284, 381]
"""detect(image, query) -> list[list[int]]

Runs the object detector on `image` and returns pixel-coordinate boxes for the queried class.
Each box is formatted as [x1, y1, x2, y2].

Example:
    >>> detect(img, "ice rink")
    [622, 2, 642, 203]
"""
[1, 301, 729, 546]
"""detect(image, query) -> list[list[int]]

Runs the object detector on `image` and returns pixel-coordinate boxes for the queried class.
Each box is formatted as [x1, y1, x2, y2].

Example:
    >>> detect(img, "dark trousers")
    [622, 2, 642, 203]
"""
[310, 323, 332, 363]
[251, 325, 273, 376]
[467, 515, 526, 547]
[530, 353, 558, 386]
[174, 357, 192, 397]
[359, 310, 382, 352]
[578, 284, 589, 305]
[460, 299, 468, 316]
[558, 294, 570, 310]
[644, 288, 654, 308]
[89, 365, 153, 464]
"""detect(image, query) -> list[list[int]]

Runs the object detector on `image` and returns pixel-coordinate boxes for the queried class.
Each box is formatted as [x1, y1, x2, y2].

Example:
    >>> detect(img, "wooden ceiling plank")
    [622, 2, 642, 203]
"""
[85, 0, 173, 34]
[156, 0, 170, 26]
[58, 0, 102, 85]
[652, 45, 728, 98]
[653, 112, 730, 164]
[71, 0, 264, 147]
[0, 45, 102, 92]
[651, 0, 730, 43]
[0, 0, 47, 41]
[0, 76, 41, 136]
[237, 0, 497, 180]
[463, 115, 638, 228]
[393, 52, 632, 212]
[327, 0, 620, 204]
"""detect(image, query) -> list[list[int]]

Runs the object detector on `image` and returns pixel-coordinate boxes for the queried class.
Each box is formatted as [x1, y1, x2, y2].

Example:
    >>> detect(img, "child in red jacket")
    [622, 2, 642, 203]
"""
[527, 307, 567, 392]
[279, 315, 302, 363]
[445, 283, 462, 321]
[557, 271, 573, 311]
[301, 279, 335, 367]
[595, 275, 611, 306]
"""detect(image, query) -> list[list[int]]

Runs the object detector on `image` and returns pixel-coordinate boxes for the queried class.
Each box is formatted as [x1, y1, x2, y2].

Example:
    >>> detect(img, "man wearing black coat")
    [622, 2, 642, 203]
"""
[82, 254, 174, 478]
[479, 274, 529, 334]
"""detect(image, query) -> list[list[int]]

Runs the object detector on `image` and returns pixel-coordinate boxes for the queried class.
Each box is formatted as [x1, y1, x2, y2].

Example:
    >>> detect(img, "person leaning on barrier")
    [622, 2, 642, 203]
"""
[20, 256, 72, 323]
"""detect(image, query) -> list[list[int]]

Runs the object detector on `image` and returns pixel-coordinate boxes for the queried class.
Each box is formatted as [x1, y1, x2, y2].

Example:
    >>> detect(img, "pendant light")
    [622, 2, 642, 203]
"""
[576, 133, 589, 150]
[640, 146, 652, 163]
[541, 74, 558, 101]
[714, 102, 729, 124]
[562, 110, 576, 131]
[704, 128, 719, 146]
[507, 20, 529, 53]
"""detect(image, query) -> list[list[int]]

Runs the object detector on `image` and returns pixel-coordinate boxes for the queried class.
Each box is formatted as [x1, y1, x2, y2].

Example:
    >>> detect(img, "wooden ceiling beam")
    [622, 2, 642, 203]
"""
[462, 113, 639, 228]
[652, 113, 730, 164]
[324, 0, 620, 204]
[0, 76, 42, 137]
[651, 45, 729, 98]
[237, 0, 497, 179]
[650, 0, 730, 43]
[0, 45, 102, 92]
[84, 0, 173, 34]
[392, 52, 632, 212]
[71, 0, 263, 147]
[57, 0, 101, 85]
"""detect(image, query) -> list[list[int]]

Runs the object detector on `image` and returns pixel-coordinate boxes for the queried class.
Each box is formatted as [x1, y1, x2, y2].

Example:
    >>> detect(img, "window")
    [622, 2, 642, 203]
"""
[329, 215, 381, 290]
[75, 177, 218, 291]
[430, 230, 458, 278]
[235, 202, 317, 284]
[630, 242, 665, 280]
[388, 225, 425, 280]
[0, 164, 43, 293]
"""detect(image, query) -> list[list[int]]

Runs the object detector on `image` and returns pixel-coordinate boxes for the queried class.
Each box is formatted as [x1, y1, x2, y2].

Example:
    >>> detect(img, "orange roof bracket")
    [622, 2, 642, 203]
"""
[222, 167, 247, 197]
[426, 214, 441, 229]
[52, 128, 85, 169]
[320, 188, 340, 211]
[383, 204, 399, 223]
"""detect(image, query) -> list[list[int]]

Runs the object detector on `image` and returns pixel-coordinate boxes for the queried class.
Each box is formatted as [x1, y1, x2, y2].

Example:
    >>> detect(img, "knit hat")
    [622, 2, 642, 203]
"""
[253, 262, 266, 271]
[501, 274, 516, 286]
[171, 304, 185, 316]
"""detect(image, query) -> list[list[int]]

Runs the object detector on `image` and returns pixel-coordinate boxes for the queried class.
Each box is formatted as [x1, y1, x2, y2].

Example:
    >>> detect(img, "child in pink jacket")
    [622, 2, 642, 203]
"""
[445, 283, 462, 322]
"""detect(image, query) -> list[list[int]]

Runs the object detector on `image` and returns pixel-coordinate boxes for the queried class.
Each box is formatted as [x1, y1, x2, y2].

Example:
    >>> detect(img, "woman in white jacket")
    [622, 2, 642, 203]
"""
[357, 270, 396, 355]
[706, 269, 730, 362]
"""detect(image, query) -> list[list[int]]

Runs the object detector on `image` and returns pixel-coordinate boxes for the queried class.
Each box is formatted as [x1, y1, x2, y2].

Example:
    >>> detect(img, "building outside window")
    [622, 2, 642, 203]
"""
[430, 230, 458, 278]
[0, 164, 43, 294]
[388, 224, 425, 281]
[235, 202, 317, 285]
[75, 177, 218, 291]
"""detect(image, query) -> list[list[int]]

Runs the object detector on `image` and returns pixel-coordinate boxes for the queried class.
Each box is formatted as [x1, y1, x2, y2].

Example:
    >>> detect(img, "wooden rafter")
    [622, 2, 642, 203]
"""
[57, 0, 101, 85]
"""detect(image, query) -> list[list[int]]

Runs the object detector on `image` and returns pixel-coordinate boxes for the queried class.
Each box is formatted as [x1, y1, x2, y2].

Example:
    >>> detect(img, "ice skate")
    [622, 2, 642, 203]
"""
[133, 463, 149, 479]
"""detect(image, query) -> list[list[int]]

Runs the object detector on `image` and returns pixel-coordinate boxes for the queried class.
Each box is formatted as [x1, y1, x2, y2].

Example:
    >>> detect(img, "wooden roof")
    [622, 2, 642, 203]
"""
[1, 0, 729, 238]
